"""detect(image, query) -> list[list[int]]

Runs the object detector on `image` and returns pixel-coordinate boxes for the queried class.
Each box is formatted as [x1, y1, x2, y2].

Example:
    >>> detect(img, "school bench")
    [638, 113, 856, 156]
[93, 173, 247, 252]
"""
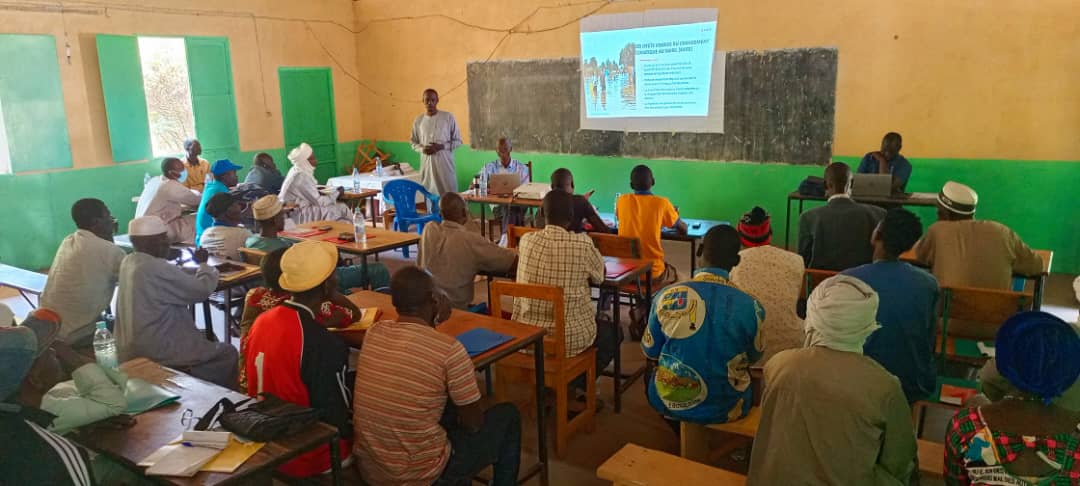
[680, 406, 763, 463]
[917, 439, 945, 479]
[0, 263, 47, 308]
[598, 443, 746, 485]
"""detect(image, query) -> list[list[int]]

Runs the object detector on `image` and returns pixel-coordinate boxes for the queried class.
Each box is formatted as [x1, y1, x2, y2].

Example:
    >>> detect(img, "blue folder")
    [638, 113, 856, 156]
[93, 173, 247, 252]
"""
[456, 328, 514, 357]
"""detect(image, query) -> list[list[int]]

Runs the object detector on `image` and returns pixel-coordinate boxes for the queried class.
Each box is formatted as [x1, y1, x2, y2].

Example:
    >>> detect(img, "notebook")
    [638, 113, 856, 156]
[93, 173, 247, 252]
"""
[140, 432, 265, 475]
[605, 261, 636, 279]
[329, 308, 382, 332]
[456, 328, 513, 357]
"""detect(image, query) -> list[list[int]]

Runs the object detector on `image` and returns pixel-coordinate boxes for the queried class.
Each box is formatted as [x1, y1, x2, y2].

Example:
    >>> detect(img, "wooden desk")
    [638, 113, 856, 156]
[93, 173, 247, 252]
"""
[180, 257, 262, 343]
[597, 212, 728, 275]
[599, 257, 653, 413]
[461, 191, 543, 239]
[286, 221, 420, 289]
[899, 248, 1054, 309]
[69, 358, 342, 486]
[346, 291, 550, 485]
[784, 191, 939, 248]
[337, 188, 381, 220]
[0, 263, 47, 308]
[598, 443, 746, 485]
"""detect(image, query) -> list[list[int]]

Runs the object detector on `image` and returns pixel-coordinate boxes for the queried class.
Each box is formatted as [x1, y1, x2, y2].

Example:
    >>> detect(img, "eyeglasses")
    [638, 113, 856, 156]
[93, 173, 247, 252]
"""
[180, 408, 195, 430]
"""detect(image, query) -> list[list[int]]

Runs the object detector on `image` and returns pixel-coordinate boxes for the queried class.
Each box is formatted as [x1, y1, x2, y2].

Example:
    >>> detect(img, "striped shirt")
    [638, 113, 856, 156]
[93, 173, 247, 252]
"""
[353, 320, 481, 485]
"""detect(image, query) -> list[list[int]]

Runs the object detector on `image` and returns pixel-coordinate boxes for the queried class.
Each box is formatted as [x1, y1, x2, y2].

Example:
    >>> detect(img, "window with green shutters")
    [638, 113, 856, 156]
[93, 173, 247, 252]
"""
[0, 34, 73, 173]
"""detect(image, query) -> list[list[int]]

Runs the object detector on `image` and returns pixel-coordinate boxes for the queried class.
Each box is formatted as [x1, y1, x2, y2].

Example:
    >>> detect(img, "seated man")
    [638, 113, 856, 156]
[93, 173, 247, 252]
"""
[747, 275, 916, 485]
[195, 159, 243, 244]
[354, 267, 521, 486]
[913, 181, 1042, 290]
[199, 192, 252, 260]
[243, 152, 284, 194]
[535, 168, 609, 233]
[514, 191, 613, 397]
[418, 192, 517, 310]
[616, 164, 687, 286]
[643, 225, 764, 423]
[844, 208, 940, 403]
[39, 199, 126, 346]
[136, 157, 201, 243]
[181, 138, 211, 193]
[245, 195, 390, 290]
[798, 161, 886, 270]
[245, 241, 352, 478]
[480, 137, 530, 228]
[729, 207, 804, 361]
[115, 216, 237, 387]
[856, 132, 912, 192]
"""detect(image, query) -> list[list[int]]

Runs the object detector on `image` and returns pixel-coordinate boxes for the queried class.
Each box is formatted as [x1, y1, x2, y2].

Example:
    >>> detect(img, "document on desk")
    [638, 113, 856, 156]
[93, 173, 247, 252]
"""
[141, 432, 265, 475]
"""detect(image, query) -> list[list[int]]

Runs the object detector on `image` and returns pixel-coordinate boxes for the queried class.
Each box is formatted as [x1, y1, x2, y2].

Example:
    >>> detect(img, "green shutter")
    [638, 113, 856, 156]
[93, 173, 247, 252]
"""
[0, 34, 73, 172]
[96, 34, 152, 162]
[185, 37, 239, 164]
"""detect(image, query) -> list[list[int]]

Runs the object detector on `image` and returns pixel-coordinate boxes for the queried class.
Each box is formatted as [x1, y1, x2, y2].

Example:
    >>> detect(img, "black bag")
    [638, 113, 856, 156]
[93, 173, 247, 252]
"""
[798, 176, 826, 197]
[199, 393, 319, 442]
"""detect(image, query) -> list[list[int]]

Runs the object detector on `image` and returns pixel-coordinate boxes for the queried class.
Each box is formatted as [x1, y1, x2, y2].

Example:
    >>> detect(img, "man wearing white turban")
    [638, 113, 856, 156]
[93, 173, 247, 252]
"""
[279, 143, 352, 224]
[747, 274, 916, 486]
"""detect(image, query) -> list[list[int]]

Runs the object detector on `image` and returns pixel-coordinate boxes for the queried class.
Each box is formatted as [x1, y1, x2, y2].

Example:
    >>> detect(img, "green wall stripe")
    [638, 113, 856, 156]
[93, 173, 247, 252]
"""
[96, 34, 152, 162]
[0, 34, 72, 172]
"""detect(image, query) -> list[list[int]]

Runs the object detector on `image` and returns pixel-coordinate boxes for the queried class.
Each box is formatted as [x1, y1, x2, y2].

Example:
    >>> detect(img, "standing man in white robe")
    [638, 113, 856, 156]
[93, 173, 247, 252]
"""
[411, 88, 463, 196]
[279, 142, 352, 224]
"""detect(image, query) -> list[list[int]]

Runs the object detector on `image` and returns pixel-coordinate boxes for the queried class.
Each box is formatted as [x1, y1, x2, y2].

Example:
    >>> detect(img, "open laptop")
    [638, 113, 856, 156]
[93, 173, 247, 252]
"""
[488, 173, 523, 195]
[851, 174, 892, 198]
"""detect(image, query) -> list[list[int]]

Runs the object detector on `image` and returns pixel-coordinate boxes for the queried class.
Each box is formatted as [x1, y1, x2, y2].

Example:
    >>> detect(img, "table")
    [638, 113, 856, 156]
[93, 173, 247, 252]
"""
[0, 263, 47, 308]
[69, 358, 342, 486]
[899, 248, 1054, 309]
[596, 213, 728, 275]
[336, 188, 381, 221]
[345, 291, 550, 485]
[784, 191, 939, 248]
[285, 221, 420, 289]
[178, 256, 262, 343]
[460, 191, 543, 238]
[327, 170, 424, 216]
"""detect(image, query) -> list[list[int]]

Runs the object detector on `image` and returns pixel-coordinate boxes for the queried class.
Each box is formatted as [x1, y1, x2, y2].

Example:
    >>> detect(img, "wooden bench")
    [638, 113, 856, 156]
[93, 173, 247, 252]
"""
[0, 263, 48, 308]
[680, 406, 762, 463]
[918, 439, 945, 479]
[599, 443, 746, 485]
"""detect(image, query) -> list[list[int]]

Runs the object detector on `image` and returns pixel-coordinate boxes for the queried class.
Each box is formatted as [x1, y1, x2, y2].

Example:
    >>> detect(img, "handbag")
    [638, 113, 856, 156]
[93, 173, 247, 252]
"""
[196, 393, 319, 442]
[798, 176, 826, 197]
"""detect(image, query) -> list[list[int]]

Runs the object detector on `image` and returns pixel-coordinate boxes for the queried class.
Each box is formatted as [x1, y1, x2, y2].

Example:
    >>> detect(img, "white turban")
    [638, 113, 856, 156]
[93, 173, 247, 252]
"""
[128, 216, 169, 237]
[287, 143, 314, 174]
[804, 275, 881, 354]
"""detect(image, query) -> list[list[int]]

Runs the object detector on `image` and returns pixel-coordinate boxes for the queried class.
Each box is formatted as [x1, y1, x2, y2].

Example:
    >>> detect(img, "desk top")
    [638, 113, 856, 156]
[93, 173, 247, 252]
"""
[461, 191, 544, 208]
[603, 256, 653, 287]
[0, 263, 47, 294]
[70, 358, 337, 486]
[788, 191, 939, 207]
[338, 188, 381, 201]
[290, 221, 420, 256]
[347, 291, 546, 370]
[595, 212, 728, 241]
[899, 248, 1053, 276]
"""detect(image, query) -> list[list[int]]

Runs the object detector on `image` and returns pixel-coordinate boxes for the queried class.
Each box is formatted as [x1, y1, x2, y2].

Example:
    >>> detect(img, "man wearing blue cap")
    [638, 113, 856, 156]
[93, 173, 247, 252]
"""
[195, 159, 243, 244]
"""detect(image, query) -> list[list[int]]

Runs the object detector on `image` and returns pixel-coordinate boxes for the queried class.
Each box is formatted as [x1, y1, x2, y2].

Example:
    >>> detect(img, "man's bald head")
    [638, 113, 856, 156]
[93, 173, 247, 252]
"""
[542, 190, 574, 228]
[391, 266, 437, 323]
[550, 168, 574, 193]
[824, 162, 852, 196]
[439, 192, 468, 224]
[698, 225, 742, 271]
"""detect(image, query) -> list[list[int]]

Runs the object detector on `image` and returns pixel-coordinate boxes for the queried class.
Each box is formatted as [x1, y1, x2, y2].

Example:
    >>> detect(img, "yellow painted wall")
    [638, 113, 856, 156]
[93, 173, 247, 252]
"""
[1, 0, 363, 169]
[352, 0, 1079, 161]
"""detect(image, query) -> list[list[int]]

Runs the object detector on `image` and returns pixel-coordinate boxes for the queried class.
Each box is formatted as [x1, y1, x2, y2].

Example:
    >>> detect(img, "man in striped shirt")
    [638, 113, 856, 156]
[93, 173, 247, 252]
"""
[354, 267, 521, 485]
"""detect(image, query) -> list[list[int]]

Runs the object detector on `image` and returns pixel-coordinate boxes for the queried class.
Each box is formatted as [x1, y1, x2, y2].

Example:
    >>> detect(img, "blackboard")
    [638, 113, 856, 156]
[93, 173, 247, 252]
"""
[467, 48, 837, 165]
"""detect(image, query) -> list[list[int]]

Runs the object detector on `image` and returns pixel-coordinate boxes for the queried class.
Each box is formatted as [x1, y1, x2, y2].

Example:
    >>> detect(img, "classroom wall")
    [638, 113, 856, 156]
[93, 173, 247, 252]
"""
[353, 0, 1079, 273]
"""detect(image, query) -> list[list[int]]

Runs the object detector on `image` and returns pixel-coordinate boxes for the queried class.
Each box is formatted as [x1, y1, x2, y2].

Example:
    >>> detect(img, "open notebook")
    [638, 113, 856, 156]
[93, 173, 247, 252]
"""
[329, 308, 381, 332]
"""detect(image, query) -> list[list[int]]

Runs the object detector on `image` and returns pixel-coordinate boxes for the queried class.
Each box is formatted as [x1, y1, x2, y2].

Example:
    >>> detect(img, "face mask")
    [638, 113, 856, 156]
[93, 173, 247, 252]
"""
[178, 169, 188, 183]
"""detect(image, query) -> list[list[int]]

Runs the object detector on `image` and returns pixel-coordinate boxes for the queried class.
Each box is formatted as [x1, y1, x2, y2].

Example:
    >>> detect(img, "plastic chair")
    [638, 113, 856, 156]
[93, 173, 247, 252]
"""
[382, 179, 441, 257]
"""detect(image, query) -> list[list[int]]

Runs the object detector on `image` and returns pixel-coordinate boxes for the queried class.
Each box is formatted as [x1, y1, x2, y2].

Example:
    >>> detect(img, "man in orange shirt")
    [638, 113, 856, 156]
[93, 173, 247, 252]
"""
[616, 164, 688, 286]
[181, 138, 211, 193]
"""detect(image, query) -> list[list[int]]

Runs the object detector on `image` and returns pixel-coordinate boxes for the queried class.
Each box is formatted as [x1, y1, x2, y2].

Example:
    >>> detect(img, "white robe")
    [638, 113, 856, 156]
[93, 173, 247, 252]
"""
[278, 166, 352, 224]
[411, 111, 463, 196]
[136, 176, 201, 244]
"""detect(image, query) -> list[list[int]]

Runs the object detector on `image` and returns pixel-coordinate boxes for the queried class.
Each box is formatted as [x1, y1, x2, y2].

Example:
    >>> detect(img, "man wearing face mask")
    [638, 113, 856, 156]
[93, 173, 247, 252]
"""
[244, 240, 353, 478]
[135, 157, 202, 244]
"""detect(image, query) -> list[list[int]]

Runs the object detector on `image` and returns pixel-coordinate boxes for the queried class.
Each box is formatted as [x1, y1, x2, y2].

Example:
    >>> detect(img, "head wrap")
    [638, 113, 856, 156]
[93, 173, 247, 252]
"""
[252, 195, 284, 221]
[938, 181, 978, 215]
[804, 275, 881, 353]
[287, 143, 315, 175]
[0, 325, 38, 399]
[995, 311, 1080, 405]
[128, 216, 168, 236]
[279, 241, 338, 292]
[737, 206, 772, 247]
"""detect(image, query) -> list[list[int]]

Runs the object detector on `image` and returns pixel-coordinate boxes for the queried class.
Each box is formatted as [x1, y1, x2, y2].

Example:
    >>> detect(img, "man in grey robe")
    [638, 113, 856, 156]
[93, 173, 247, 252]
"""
[411, 88, 462, 196]
[115, 216, 237, 387]
[243, 152, 285, 193]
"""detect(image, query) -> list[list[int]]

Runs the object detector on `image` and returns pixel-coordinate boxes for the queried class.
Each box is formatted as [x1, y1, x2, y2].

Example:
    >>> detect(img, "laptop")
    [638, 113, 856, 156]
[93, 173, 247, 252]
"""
[851, 174, 892, 198]
[488, 173, 523, 195]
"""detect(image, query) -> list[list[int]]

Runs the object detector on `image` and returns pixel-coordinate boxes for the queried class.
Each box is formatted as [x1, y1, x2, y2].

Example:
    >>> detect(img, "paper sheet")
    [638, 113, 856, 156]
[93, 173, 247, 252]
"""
[140, 435, 265, 474]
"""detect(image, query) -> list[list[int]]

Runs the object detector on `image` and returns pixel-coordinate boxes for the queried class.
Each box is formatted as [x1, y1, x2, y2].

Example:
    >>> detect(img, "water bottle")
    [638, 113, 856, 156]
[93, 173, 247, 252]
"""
[374, 156, 383, 177]
[351, 167, 360, 193]
[143, 172, 151, 186]
[613, 192, 622, 228]
[353, 206, 367, 244]
[479, 171, 488, 197]
[93, 321, 118, 370]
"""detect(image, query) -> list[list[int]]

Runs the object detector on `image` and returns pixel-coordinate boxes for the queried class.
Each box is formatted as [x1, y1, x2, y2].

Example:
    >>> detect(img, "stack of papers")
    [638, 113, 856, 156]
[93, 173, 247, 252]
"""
[140, 431, 265, 477]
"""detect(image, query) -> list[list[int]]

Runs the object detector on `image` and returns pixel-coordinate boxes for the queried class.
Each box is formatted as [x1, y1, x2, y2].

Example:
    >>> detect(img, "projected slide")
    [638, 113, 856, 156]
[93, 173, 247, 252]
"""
[580, 21, 716, 118]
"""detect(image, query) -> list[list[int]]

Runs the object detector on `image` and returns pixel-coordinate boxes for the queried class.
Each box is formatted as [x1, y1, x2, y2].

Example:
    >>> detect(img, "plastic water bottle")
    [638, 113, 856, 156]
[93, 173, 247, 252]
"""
[613, 192, 622, 228]
[93, 321, 118, 370]
[143, 172, 151, 186]
[353, 206, 367, 244]
[479, 171, 488, 197]
[374, 156, 383, 177]
[351, 167, 360, 193]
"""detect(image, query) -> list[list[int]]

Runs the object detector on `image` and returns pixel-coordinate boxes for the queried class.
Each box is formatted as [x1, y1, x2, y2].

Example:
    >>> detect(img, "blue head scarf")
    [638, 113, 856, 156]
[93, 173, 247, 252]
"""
[995, 311, 1080, 405]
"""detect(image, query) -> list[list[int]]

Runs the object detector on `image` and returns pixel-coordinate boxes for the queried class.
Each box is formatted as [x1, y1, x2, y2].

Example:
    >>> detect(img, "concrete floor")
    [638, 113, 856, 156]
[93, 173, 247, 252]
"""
[3, 231, 1077, 485]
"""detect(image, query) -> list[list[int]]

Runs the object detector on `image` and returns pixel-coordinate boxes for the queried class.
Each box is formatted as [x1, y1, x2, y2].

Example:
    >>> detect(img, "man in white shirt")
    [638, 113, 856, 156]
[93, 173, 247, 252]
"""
[39, 199, 126, 345]
[411, 89, 462, 196]
[136, 157, 201, 244]
[199, 192, 252, 261]
[480, 137, 531, 229]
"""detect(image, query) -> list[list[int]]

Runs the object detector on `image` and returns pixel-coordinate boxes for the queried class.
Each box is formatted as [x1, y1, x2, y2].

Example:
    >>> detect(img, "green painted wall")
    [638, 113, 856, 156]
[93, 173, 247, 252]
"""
[376, 140, 1080, 275]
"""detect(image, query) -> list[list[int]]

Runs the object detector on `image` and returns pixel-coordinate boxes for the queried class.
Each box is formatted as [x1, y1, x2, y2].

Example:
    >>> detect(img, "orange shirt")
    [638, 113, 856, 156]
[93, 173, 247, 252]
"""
[182, 157, 211, 193]
[616, 193, 679, 279]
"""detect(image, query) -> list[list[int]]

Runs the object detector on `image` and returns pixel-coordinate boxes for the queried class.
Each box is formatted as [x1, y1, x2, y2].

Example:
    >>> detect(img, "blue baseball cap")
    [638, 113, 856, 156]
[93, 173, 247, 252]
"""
[211, 159, 243, 176]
